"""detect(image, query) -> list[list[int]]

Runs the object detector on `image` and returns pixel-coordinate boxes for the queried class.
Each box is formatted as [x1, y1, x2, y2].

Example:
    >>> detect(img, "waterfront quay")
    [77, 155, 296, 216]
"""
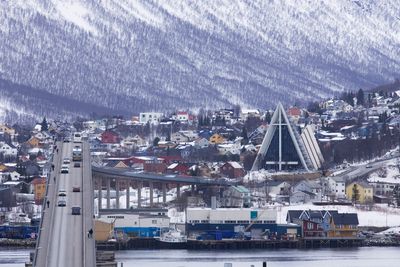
[96, 237, 365, 250]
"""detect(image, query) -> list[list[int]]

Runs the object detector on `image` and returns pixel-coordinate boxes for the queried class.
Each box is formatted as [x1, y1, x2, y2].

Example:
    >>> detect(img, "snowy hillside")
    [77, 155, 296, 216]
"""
[0, 0, 399, 121]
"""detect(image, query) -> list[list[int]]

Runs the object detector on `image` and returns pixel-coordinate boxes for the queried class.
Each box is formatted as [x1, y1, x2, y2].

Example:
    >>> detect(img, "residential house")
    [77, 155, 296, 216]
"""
[219, 161, 245, 178]
[217, 142, 241, 156]
[240, 109, 260, 121]
[101, 130, 120, 144]
[176, 111, 189, 122]
[17, 161, 40, 178]
[0, 124, 16, 136]
[32, 177, 46, 205]
[26, 136, 41, 148]
[221, 185, 251, 208]
[121, 135, 146, 149]
[292, 180, 322, 202]
[346, 182, 373, 204]
[287, 107, 302, 123]
[106, 160, 129, 168]
[157, 141, 176, 149]
[9, 171, 21, 181]
[193, 137, 209, 149]
[369, 181, 396, 197]
[328, 213, 359, 238]
[171, 132, 190, 143]
[266, 181, 291, 196]
[0, 142, 18, 157]
[144, 162, 167, 173]
[322, 176, 346, 200]
[209, 134, 225, 144]
[124, 156, 166, 172]
[0, 187, 18, 207]
[167, 163, 190, 175]
[139, 112, 163, 124]
[286, 209, 353, 238]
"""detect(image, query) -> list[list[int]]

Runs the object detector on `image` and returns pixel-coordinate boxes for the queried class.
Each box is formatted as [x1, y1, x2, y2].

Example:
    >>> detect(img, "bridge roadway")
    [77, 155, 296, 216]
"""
[34, 141, 95, 267]
[92, 166, 237, 186]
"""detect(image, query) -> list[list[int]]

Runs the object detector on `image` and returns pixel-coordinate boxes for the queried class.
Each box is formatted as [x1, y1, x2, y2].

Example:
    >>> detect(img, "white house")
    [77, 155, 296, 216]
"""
[171, 132, 190, 143]
[0, 142, 18, 157]
[194, 138, 209, 149]
[292, 180, 322, 202]
[322, 176, 346, 199]
[176, 111, 189, 122]
[139, 112, 164, 124]
[217, 142, 241, 155]
[266, 181, 291, 197]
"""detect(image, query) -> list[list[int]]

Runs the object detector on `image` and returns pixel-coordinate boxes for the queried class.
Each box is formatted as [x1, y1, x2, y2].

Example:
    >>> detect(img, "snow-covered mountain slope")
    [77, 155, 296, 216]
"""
[0, 0, 399, 121]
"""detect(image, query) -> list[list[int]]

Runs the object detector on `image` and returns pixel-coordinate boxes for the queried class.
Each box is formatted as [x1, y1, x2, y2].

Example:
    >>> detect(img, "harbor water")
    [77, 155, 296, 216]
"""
[1, 247, 400, 267]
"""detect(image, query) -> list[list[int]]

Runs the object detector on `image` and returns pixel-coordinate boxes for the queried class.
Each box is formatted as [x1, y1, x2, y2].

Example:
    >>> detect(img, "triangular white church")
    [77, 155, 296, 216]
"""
[252, 103, 324, 172]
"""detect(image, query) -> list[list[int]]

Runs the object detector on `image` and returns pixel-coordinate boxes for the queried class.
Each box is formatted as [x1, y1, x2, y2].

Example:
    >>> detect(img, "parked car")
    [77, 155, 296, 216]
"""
[71, 207, 81, 215]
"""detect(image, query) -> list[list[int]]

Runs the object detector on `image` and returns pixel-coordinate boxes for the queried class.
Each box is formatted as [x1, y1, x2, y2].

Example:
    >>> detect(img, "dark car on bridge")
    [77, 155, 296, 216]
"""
[71, 207, 81, 215]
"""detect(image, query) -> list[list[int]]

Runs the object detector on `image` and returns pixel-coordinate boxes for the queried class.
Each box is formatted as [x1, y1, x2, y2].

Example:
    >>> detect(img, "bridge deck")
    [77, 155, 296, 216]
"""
[92, 166, 236, 186]
[34, 141, 95, 267]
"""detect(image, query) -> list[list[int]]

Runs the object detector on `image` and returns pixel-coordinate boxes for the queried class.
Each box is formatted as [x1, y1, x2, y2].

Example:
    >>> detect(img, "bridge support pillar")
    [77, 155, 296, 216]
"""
[149, 182, 154, 207]
[137, 182, 142, 208]
[162, 183, 167, 204]
[177, 184, 180, 199]
[106, 178, 111, 209]
[115, 180, 120, 209]
[98, 178, 103, 210]
[126, 180, 130, 209]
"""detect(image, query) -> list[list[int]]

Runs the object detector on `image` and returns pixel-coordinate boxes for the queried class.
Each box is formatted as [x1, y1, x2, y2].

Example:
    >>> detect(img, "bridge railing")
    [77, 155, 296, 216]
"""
[32, 141, 56, 267]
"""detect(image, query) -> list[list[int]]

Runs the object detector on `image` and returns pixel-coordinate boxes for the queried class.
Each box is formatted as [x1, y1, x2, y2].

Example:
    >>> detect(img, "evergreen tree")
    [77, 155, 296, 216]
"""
[153, 137, 160, 147]
[265, 111, 272, 123]
[241, 126, 249, 145]
[356, 88, 365, 106]
[352, 184, 360, 204]
[41, 117, 48, 131]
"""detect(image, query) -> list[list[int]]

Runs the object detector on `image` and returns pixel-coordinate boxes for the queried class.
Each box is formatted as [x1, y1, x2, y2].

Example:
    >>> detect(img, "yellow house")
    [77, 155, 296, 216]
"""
[114, 161, 128, 168]
[94, 220, 113, 241]
[27, 136, 41, 147]
[0, 124, 15, 135]
[346, 182, 373, 204]
[0, 164, 8, 172]
[32, 177, 46, 205]
[327, 212, 359, 238]
[209, 134, 226, 144]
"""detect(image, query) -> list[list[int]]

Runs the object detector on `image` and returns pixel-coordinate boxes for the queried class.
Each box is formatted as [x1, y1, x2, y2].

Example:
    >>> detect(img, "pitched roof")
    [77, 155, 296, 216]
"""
[227, 161, 243, 169]
[331, 213, 359, 225]
[287, 210, 304, 221]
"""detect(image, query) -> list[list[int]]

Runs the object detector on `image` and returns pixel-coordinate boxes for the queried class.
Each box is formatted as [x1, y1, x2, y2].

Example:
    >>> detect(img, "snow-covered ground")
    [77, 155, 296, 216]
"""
[368, 158, 400, 184]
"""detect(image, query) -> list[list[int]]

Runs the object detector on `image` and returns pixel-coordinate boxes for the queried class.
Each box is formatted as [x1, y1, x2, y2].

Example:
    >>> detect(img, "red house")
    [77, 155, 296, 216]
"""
[144, 162, 167, 173]
[302, 220, 325, 238]
[101, 130, 120, 144]
[167, 163, 190, 175]
[220, 161, 245, 178]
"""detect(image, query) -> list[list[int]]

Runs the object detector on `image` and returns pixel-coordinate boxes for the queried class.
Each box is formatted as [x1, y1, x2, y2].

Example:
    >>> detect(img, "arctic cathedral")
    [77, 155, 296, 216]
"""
[252, 103, 324, 172]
